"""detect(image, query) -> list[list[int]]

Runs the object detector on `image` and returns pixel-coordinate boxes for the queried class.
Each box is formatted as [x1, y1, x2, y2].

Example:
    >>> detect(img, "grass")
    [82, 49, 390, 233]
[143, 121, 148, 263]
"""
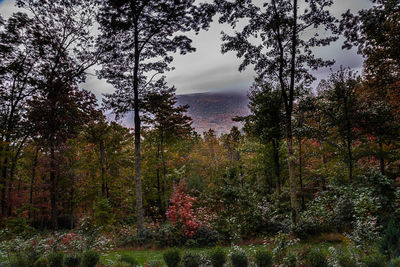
[100, 245, 263, 265]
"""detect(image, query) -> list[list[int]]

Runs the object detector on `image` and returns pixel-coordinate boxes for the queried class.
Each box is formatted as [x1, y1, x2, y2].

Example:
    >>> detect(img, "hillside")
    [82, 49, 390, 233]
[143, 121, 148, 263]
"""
[176, 90, 250, 135]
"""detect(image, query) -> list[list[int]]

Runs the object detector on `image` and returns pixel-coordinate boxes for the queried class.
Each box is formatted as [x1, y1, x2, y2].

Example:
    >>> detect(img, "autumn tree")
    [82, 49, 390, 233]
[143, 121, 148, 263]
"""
[97, 0, 214, 230]
[0, 13, 40, 217]
[236, 81, 284, 194]
[15, 0, 99, 228]
[142, 84, 192, 217]
[318, 68, 361, 181]
[216, 0, 337, 222]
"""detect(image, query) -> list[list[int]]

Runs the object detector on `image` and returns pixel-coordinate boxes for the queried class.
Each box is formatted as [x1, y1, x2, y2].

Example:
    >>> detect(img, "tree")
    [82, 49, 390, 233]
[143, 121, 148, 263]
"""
[318, 68, 361, 181]
[15, 0, 99, 228]
[0, 13, 39, 217]
[216, 0, 337, 222]
[97, 0, 214, 230]
[143, 85, 193, 217]
[236, 80, 284, 194]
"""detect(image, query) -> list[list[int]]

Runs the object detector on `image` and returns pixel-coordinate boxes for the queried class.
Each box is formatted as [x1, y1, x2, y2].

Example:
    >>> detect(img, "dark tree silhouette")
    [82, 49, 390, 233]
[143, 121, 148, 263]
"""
[216, 0, 337, 222]
[97, 0, 214, 230]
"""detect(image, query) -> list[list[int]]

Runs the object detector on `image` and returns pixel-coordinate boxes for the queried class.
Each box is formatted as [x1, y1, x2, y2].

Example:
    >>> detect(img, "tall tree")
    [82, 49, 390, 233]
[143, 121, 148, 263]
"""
[236, 80, 284, 194]
[216, 0, 337, 222]
[143, 84, 192, 217]
[318, 68, 361, 181]
[15, 0, 99, 228]
[0, 13, 39, 217]
[97, 0, 214, 230]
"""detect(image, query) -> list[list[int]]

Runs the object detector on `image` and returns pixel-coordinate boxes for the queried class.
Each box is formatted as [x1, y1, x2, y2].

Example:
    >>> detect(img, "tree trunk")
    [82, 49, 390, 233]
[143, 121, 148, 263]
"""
[133, 22, 144, 231]
[100, 140, 106, 197]
[50, 146, 58, 229]
[1, 155, 8, 217]
[29, 148, 39, 219]
[287, 0, 299, 224]
[272, 139, 281, 194]
[378, 139, 385, 175]
[299, 139, 305, 210]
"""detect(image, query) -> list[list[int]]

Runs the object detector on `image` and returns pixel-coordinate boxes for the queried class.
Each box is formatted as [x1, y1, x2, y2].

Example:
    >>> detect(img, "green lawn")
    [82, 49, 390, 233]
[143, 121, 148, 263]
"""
[100, 245, 263, 265]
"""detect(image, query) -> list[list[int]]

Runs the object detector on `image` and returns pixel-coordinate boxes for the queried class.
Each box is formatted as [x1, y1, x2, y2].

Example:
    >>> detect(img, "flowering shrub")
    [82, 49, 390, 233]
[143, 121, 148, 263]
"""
[166, 179, 202, 237]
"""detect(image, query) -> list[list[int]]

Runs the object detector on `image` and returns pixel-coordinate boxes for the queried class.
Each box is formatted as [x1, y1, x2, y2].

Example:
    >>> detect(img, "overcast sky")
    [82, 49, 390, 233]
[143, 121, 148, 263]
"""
[0, 0, 372, 98]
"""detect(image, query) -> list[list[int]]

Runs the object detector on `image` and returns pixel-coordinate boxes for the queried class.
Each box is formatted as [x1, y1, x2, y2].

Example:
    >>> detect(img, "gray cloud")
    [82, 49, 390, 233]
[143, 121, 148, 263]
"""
[1, 0, 372, 99]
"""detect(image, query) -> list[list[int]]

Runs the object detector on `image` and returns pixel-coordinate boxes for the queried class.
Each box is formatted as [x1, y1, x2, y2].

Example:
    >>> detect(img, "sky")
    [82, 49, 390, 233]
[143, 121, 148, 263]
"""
[0, 0, 372, 98]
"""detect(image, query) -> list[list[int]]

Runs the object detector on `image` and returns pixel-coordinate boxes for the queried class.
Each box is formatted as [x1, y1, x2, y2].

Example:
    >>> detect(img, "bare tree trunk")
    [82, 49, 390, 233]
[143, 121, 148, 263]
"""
[100, 140, 106, 197]
[29, 148, 39, 219]
[50, 146, 58, 229]
[299, 139, 305, 210]
[272, 139, 281, 194]
[133, 22, 144, 231]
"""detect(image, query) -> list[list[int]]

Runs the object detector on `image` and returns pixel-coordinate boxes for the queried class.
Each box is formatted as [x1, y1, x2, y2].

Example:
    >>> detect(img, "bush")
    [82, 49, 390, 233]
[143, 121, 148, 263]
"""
[209, 247, 227, 267]
[380, 220, 400, 259]
[230, 249, 248, 267]
[337, 252, 357, 267]
[254, 249, 273, 267]
[9, 255, 29, 267]
[182, 251, 201, 267]
[163, 248, 181, 267]
[25, 248, 41, 266]
[283, 254, 296, 267]
[65, 254, 81, 267]
[389, 257, 400, 267]
[48, 252, 64, 267]
[34, 257, 48, 267]
[191, 225, 219, 247]
[362, 252, 387, 267]
[112, 263, 131, 267]
[120, 254, 138, 266]
[306, 248, 327, 267]
[147, 260, 162, 267]
[82, 250, 100, 267]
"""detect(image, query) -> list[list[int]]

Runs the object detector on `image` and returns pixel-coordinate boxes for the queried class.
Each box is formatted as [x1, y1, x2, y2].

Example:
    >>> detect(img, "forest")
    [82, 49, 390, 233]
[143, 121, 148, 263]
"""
[0, 0, 399, 266]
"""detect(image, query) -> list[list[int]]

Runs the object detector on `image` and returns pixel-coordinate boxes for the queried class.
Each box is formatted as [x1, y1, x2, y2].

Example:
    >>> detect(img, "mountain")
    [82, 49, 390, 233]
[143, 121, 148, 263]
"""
[107, 90, 250, 135]
[176, 90, 250, 135]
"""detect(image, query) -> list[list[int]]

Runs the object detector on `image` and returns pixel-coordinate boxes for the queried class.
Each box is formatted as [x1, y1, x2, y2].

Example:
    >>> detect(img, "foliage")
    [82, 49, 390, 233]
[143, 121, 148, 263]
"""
[82, 250, 100, 267]
[254, 249, 273, 267]
[119, 254, 138, 266]
[230, 247, 248, 267]
[209, 247, 227, 267]
[306, 248, 328, 267]
[380, 220, 400, 259]
[93, 197, 115, 228]
[182, 251, 201, 267]
[64, 254, 81, 267]
[163, 248, 181, 267]
[47, 252, 64, 267]
[361, 252, 387, 267]
[34, 257, 49, 267]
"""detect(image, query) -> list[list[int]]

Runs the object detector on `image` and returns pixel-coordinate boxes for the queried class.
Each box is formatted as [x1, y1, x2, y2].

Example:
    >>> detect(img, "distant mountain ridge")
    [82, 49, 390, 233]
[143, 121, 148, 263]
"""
[108, 90, 250, 135]
[176, 90, 250, 135]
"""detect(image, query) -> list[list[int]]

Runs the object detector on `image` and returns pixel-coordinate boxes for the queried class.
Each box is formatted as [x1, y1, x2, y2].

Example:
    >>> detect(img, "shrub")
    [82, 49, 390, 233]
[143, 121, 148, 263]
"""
[93, 197, 114, 227]
[389, 257, 400, 267]
[283, 254, 296, 267]
[48, 252, 64, 267]
[34, 257, 48, 267]
[26, 248, 41, 266]
[163, 248, 181, 267]
[209, 247, 227, 267]
[380, 220, 400, 259]
[230, 249, 248, 267]
[120, 254, 138, 266]
[82, 250, 100, 267]
[9, 255, 29, 267]
[147, 260, 162, 267]
[182, 251, 201, 267]
[192, 225, 219, 247]
[362, 252, 387, 267]
[337, 250, 357, 267]
[112, 263, 131, 267]
[65, 254, 81, 267]
[254, 249, 273, 267]
[306, 248, 327, 267]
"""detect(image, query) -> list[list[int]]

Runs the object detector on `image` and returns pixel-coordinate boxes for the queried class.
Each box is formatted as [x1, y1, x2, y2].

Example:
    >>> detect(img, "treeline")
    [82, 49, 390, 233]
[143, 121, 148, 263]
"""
[0, 0, 399, 234]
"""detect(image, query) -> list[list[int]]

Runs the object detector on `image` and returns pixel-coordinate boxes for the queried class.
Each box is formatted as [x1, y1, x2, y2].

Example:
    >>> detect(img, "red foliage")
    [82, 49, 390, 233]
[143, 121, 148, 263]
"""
[166, 179, 201, 237]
